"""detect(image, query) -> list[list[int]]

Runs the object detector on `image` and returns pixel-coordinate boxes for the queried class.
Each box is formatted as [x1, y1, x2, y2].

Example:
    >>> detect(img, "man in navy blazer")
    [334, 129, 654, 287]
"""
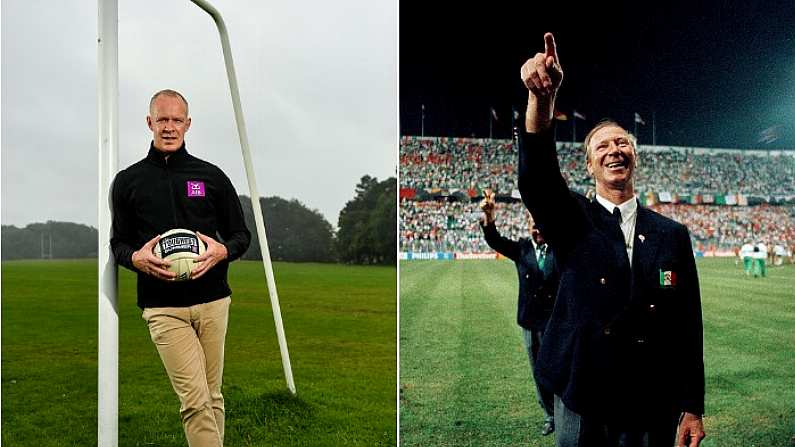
[517, 33, 705, 447]
[479, 189, 559, 436]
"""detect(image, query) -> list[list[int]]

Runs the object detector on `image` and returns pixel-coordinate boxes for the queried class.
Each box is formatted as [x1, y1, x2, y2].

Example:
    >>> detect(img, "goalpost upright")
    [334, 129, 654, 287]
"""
[98, 0, 295, 443]
[187, 0, 296, 396]
[97, 0, 119, 445]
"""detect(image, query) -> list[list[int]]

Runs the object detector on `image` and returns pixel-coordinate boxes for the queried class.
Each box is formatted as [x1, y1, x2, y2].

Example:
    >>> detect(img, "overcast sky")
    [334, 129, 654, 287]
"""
[2, 0, 397, 229]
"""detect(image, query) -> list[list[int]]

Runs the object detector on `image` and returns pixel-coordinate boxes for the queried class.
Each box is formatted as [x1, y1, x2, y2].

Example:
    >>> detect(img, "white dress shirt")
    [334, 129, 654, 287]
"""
[594, 194, 638, 267]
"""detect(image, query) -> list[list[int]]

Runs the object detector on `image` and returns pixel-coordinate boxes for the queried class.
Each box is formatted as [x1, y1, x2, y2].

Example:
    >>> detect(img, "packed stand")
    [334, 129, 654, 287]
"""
[635, 150, 795, 197]
[400, 199, 795, 255]
[400, 136, 795, 255]
[400, 137, 795, 197]
[649, 204, 795, 253]
[400, 138, 519, 194]
[401, 201, 532, 253]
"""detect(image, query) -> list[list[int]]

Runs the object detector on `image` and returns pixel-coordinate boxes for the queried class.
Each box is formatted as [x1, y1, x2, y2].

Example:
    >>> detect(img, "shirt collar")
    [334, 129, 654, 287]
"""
[595, 193, 638, 224]
[146, 141, 188, 167]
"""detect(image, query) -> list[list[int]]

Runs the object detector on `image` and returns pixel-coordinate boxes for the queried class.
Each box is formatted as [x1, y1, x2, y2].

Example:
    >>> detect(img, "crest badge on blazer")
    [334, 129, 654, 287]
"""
[659, 269, 677, 287]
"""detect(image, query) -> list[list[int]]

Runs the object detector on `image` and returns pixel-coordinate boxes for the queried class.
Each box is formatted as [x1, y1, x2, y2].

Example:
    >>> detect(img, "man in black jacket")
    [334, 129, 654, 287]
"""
[111, 89, 250, 447]
[479, 189, 558, 436]
[517, 34, 705, 447]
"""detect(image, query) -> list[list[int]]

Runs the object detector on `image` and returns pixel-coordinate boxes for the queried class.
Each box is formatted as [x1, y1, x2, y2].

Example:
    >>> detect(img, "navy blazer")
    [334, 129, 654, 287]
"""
[517, 129, 705, 425]
[481, 222, 559, 331]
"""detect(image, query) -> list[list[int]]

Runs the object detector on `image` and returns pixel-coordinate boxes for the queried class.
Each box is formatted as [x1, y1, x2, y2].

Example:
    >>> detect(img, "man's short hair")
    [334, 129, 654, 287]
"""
[149, 89, 189, 116]
[583, 118, 638, 165]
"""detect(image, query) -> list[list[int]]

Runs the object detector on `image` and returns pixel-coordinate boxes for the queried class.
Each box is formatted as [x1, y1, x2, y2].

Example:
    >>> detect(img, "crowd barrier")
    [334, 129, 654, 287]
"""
[399, 251, 741, 260]
[400, 252, 499, 260]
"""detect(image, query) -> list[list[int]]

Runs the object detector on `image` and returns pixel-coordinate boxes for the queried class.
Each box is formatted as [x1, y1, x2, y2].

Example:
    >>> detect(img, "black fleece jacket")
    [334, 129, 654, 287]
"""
[111, 143, 250, 309]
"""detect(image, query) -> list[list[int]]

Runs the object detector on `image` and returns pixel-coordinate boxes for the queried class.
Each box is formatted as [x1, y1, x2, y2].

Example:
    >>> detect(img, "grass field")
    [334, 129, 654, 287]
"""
[399, 258, 795, 447]
[2, 259, 396, 446]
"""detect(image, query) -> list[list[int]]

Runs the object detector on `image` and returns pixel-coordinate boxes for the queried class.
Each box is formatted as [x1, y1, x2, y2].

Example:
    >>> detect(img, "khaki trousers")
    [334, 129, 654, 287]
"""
[142, 297, 230, 447]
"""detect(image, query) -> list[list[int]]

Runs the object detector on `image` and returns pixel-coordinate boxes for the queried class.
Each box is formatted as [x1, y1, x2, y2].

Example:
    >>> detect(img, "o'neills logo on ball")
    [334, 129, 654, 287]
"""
[160, 233, 200, 256]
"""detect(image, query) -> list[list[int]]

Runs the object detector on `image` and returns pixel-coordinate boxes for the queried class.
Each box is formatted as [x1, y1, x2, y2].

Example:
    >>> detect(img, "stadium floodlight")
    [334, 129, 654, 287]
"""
[186, 0, 296, 396]
[98, 0, 295, 443]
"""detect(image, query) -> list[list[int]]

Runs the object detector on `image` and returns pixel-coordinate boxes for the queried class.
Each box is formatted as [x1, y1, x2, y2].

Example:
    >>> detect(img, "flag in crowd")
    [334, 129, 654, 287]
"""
[758, 125, 780, 144]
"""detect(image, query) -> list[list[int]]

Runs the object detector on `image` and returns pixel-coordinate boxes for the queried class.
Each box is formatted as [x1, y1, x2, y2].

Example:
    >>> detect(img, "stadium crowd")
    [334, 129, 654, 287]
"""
[401, 201, 531, 253]
[649, 204, 795, 253]
[400, 138, 518, 193]
[401, 200, 795, 255]
[400, 137, 795, 196]
[400, 137, 795, 256]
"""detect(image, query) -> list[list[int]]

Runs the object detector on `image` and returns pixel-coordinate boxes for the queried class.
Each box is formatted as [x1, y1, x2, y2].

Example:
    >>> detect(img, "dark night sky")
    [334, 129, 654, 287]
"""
[400, 0, 794, 150]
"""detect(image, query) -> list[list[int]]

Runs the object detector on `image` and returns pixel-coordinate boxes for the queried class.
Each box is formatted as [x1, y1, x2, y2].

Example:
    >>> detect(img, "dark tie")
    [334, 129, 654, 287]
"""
[613, 207, 630, 258]
[537, 244, 547, 270]
[612, 206, 622, 226]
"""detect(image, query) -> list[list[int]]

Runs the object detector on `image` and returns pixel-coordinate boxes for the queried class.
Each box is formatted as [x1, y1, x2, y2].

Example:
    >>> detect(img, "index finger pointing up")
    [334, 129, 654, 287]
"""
[544, 32, 558, 62]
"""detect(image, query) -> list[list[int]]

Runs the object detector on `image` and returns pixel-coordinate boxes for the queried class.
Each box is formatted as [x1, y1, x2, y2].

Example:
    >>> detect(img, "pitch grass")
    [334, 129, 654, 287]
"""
[2, 259, 396, 446]
[399, 258, 795, 447]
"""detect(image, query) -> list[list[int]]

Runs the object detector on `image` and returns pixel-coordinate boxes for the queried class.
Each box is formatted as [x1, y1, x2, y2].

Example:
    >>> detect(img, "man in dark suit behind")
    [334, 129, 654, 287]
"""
[479, 189, 559, 437]
[517, 33, 705, 447]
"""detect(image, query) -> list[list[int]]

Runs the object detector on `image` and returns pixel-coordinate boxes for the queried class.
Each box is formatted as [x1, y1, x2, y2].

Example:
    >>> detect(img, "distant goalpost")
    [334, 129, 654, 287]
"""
[97, 0, 295, 445]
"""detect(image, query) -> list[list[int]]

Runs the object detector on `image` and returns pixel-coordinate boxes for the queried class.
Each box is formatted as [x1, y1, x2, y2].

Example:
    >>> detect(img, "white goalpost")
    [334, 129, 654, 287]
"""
[98, 0, 295, 444]
[97, 0, 119, 444]
[186, 0, 296, 395]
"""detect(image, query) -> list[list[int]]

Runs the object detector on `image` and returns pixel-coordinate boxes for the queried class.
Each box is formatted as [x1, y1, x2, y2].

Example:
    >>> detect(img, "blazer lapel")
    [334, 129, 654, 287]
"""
[630, 205, 660, 300]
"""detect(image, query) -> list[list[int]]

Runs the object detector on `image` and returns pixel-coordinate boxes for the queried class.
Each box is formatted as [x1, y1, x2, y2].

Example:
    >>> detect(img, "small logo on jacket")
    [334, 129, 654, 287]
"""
[187, 181, 205, 197]
[659, 270, 676, 287]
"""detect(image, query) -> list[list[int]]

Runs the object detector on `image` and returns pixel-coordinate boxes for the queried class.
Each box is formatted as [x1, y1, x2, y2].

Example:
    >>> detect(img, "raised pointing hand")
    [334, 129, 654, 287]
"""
[520, 32, 563, 98]
[544, 33, 561, 71]
[521, 33, 564, 132]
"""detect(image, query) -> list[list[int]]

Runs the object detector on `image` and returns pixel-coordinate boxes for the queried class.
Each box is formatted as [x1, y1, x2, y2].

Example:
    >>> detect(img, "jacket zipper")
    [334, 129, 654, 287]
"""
[164, 157, 179, 228]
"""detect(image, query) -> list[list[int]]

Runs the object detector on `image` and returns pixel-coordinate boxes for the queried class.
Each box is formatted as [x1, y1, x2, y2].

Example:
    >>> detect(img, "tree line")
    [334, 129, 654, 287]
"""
[336, 175, 396, 264]
[1, 221, 98, 260]
[2, 175, 395, 265]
